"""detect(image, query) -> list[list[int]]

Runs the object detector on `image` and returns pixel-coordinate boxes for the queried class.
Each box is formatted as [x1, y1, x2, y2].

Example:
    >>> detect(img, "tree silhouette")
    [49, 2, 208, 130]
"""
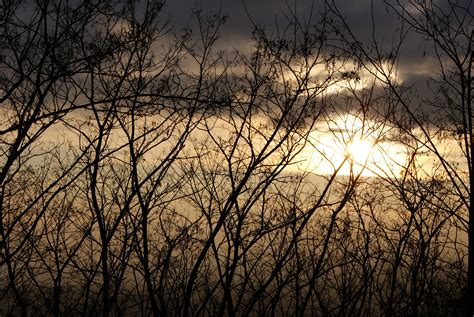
[329, 0, 472, 314]
[0, 0, 471, 316]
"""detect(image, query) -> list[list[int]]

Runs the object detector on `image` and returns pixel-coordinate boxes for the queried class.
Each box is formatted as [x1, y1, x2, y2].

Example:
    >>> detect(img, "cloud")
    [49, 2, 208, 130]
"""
[160, 0, 453, 109]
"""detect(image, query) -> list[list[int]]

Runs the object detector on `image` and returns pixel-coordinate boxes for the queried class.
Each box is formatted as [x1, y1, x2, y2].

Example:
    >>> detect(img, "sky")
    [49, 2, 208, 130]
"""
[14, 0, 470, 178]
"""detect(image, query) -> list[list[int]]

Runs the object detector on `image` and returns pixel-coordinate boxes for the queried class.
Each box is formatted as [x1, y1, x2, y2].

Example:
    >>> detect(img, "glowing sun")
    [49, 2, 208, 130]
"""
[288, 114, 407, 177]
[347, 138, 374, 164]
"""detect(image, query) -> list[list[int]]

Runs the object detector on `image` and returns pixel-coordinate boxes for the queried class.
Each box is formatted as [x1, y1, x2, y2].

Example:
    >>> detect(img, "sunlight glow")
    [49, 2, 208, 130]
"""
[289, 114, 408, 177]
[347, 138, 373, 164]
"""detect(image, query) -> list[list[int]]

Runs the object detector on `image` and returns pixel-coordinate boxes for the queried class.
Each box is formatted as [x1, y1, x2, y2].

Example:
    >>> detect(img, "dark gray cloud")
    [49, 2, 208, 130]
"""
[164, 0, 321, 44]
[164, 0, 399, 42]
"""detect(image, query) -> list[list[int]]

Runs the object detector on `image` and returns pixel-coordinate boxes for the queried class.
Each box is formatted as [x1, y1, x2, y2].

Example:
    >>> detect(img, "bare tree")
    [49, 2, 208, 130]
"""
[328, 0, 472, 314]
[4, 0, 468, 315]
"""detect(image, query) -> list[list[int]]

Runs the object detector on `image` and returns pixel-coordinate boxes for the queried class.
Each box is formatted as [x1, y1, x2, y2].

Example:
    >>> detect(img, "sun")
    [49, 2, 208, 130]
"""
[288, 114, 408, 177]
[347, 137, 374, 164]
